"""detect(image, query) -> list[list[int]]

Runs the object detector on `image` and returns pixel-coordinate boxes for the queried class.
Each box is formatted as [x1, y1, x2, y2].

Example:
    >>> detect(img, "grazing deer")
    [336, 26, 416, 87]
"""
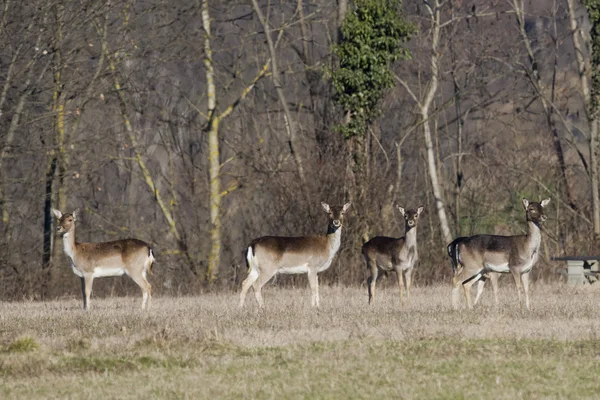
[53, 209, 154, 310]
[448, 237, 499, 306]
[362, 206, 424, 305]
[450, 198, 550, 310]
[239, 202, 351, 308]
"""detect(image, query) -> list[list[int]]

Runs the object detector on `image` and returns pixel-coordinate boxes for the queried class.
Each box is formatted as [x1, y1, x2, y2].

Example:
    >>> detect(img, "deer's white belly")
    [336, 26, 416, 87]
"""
[93, 267, 126, 278]
[278, 264, 309, 275]
[485, 263, 510, 273]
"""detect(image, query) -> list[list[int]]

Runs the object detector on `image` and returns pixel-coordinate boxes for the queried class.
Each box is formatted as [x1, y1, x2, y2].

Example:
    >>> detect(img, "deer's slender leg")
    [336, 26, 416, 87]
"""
[462, 283, 472, 309]
[452, 276, 462, 309]
[239, 268, 259, 308]
[367, 259, 378, 305]
[511, 269, 524, 308]
[395, 267, 405, 305]
[314, 274, 320, 307]
[130, 272, 152, 310]
[252, 269, 277, 308]
[521, 271, 531, 310]
[404, 268, 413, 303]
[143, 259, 154, 309]
[462, 273, 481, 309]
[80, 277, 86, 309]
[82, 275, 94, 310]
[307, 269, 319, 308]
[490, 272, 499, 306]
[474, 278, 485, 305]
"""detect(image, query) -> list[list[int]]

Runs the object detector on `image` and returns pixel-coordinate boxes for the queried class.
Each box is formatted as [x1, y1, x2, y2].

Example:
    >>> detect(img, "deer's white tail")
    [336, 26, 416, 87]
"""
[246, 245, 259, 273]
[147, 247, 155, 275]
[239, 244, 260, 308]
[447, 237, 466, 274]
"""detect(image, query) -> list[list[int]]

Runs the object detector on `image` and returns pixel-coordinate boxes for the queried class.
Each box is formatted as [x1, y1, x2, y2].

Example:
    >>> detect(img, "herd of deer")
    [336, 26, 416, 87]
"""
[52, 197, 550, 311]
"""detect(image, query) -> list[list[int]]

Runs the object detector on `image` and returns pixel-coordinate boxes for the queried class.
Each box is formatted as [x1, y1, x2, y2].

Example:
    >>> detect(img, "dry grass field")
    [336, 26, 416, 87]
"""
[1, 282, 600, 399]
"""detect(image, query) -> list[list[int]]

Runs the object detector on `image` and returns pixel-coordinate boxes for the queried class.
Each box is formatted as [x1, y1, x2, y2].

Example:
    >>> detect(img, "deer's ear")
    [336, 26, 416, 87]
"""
[72, 208, 80, 221]
[417, 206, 424, 216]
[321, 202, 331, 213]
[342, 202, 352, 213]
[522, 198, 529, 209]
[540, 198, 551, 207]
[397, 206, 406, 216]
[52, 209, 63, 219]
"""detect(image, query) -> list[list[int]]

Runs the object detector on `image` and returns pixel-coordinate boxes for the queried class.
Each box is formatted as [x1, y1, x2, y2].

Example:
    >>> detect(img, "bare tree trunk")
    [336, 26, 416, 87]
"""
[42, 155, 58, 291]
[202, 83, 268, 282]
[567, 0, 600, 237]
[423, 116, 452, 244]
[200, 0, 271, 282]
[421, 0, 452, 245]
[591, 120, 600, 238]
[394, 1, 452, 245]
[453, 90, 465, 236]
[338, 0, 348, 30]
[250, 0, 307, 189]
[203, 0, 223, 283]
[47, 3, 68, 298]
[448, 12, 465, 237]
[46, 94, 66, 298]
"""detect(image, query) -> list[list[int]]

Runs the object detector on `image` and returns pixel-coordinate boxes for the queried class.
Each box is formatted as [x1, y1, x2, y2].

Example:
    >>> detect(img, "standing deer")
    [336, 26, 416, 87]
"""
[239, 202, 351, 308]
[362, 206, 424, 305]
[450, 198, 550, 310]
[53, 209, 154, 310]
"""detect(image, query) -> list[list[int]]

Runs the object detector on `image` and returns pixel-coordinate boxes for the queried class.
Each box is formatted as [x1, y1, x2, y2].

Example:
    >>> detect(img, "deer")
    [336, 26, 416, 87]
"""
[362, 206, 424, 305]
[239, 202, 351, 308]
[449, 198, 550, 310]
[52, 209, 154, 310]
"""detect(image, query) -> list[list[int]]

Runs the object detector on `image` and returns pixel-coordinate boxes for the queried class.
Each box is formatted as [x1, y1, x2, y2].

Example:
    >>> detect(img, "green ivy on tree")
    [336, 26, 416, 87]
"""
[586, 0, 600, 116]
[332, 0, 415, 138]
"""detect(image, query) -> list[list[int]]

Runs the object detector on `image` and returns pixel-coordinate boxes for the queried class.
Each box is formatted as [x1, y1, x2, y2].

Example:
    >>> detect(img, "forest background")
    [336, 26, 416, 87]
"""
[1, 0, 600, 300]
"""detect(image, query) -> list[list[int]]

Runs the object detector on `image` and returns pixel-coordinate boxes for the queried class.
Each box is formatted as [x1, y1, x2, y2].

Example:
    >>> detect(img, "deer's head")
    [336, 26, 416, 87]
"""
[52, 209, 79, 235]
[522, 198, 550, 225]
[398, 206, 424, 229]
[321, 202, 352, 232]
